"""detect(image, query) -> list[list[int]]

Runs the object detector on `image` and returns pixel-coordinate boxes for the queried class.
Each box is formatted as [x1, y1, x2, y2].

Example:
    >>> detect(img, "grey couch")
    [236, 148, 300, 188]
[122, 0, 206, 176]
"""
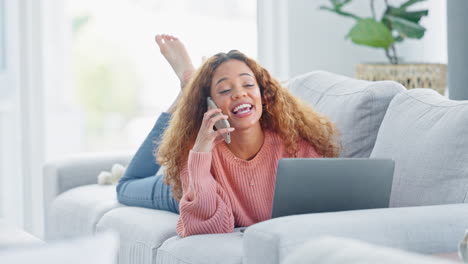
[43, 71, 468, 264]
[282, 236, 459, 264]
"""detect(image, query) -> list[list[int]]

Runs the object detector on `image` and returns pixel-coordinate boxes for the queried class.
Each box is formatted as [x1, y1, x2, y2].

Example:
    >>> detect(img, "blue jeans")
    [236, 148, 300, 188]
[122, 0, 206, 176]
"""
[116, 112, 180, 214]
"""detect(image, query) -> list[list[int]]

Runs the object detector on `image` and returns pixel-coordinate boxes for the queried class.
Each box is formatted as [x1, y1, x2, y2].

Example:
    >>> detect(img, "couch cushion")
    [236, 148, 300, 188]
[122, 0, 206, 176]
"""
[156, 229, 243, 264]
[283, 236, 456, 264]
[46, 184, 122, 240]
[287, 71, 405, 158]
[243, 204, 468, 264]
[96, 207, 179, 264]
[370, 89, 468, 207]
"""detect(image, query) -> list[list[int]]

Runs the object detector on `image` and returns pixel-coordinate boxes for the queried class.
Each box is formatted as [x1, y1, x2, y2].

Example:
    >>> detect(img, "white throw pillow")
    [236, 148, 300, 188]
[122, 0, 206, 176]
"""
[0, 232, 119, 264]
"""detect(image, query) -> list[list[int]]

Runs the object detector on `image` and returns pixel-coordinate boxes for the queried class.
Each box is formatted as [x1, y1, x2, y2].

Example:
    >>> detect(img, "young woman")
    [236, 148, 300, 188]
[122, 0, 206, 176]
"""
[117, 34, 341, 237]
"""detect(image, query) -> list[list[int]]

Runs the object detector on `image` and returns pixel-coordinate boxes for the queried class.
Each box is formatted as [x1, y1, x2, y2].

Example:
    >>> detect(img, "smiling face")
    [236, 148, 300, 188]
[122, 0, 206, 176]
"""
[210, 59, 263, 131]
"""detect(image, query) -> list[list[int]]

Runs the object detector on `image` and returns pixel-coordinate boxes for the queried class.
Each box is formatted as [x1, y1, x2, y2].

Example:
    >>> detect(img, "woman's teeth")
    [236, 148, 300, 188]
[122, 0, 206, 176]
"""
[237, 108, 250, 114]
[232, 104, 252, 114]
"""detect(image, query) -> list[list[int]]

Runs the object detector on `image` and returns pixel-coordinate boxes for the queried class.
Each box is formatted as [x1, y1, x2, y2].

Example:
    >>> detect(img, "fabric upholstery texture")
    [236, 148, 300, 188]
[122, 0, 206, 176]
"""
[47, 184, 122, 240]
[283, 236, 458, 264]
[243, 203, 468, 264]
[156, 229, 243, 264]
[96, 207, 179, 264]
[287, 71, 405, 158]
[43, 153, 131, 224]
[370, 89, 468, 207]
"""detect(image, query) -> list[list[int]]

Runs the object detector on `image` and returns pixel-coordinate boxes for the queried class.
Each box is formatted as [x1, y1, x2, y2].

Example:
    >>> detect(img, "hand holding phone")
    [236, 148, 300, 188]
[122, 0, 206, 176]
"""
[207, 97, 231, 144]
[191, 99, 234, 153]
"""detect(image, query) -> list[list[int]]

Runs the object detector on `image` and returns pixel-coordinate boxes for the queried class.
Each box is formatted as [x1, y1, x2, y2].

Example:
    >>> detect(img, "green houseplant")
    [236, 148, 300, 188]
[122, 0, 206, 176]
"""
[320, 0, 447, 94]
[320, 0, 428, 64]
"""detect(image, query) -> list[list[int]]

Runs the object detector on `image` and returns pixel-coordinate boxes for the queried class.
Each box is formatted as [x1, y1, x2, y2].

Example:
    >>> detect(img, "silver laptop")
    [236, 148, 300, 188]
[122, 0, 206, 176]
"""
[271, 158, 395, 218]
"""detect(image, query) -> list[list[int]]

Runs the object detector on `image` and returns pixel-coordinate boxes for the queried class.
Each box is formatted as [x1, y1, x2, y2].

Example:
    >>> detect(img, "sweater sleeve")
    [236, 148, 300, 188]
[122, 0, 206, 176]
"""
[176, 150, 235, 237]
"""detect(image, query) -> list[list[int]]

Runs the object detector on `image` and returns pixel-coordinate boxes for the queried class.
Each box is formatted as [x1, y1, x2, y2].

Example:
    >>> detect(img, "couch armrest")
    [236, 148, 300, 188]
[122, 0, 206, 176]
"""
[243, 204, 468, 264]
[43, 153, 131, 218]
[283, 236, 458, 264]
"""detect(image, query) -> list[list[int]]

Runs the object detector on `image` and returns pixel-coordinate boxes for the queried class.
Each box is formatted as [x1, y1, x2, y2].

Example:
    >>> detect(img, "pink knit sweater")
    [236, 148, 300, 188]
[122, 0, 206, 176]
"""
[176, 130, 321, 237]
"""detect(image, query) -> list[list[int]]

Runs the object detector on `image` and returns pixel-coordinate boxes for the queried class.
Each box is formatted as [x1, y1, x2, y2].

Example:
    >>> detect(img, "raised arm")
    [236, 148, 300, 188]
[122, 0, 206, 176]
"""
[176, 151, 235, 237]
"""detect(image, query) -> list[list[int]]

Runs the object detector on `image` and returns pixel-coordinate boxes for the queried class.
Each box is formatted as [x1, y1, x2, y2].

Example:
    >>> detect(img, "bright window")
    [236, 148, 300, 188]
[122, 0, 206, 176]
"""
[49, 0, 257, 158]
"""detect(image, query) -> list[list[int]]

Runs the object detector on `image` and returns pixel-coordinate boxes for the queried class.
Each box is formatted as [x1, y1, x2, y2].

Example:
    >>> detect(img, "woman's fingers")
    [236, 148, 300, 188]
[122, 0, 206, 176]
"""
[192, 108, 233, 152]
[203, 108, 222, 120]
[213, 135, 225, 145]
[213, 127, 235, 144]
[216, 127, 235, 135]
[207, 114, 229, 129]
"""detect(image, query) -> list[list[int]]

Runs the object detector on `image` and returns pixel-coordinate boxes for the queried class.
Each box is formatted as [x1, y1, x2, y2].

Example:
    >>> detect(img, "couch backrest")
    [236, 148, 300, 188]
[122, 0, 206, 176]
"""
[287, 71, 405, 158]
[370, 89, 468, 207]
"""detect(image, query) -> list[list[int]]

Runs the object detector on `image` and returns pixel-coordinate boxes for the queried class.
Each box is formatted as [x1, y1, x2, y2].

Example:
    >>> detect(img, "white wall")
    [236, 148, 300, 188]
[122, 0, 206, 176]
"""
[257, 0, 289, 81]
[397, 0, 446, 64]
[287, 0, 447, 78]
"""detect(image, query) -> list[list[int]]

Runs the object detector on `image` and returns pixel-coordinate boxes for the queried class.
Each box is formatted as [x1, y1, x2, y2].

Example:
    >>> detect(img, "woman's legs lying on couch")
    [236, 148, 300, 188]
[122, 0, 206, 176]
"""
[116, 112, 179, 212]
[116, 34, 196, 214]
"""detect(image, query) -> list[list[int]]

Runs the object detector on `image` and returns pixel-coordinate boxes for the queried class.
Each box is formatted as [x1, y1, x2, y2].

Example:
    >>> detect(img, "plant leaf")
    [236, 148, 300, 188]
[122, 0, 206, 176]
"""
[385, 7, 428, 23]
[394, 35, 404, 42]
[400, 0, 426, 9]
[330, 0, 340, 7]
[384, 14, 426, 39]
[319, 5, 361, 20]
[330, 0, 352, 10]
[347, 18, 394, 48]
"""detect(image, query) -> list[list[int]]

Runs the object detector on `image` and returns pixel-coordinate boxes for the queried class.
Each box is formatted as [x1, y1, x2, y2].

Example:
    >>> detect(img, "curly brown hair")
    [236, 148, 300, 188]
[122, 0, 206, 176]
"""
[156, 50, 341, 201]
